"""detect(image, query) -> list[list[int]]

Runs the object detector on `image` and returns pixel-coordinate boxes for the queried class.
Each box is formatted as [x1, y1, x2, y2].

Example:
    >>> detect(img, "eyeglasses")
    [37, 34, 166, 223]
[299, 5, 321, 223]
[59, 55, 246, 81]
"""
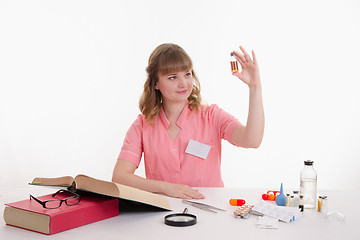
[30, 189, 81, 209]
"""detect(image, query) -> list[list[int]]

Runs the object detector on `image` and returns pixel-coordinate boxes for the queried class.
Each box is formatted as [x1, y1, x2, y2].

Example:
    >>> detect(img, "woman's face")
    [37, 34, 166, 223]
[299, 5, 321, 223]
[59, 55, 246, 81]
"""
[155, 70, 193, 105]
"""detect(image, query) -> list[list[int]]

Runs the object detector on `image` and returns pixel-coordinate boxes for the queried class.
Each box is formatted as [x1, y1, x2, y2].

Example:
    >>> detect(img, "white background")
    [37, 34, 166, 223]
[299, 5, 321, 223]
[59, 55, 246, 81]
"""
[1, 0, 359, 191]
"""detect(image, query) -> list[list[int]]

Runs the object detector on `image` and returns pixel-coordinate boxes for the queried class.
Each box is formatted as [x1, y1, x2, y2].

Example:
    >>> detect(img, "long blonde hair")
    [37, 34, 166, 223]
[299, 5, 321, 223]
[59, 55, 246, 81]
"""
[139, 43, 202, 124]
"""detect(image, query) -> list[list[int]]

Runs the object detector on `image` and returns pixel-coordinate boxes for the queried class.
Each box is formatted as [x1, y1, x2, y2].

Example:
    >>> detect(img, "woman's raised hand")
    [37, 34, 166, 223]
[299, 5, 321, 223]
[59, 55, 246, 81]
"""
[232, 46, 261, 88]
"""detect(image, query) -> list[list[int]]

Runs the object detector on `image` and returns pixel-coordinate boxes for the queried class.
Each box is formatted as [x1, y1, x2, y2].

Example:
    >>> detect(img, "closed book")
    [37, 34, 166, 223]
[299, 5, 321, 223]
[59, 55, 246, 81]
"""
[4, 191, 119, 235]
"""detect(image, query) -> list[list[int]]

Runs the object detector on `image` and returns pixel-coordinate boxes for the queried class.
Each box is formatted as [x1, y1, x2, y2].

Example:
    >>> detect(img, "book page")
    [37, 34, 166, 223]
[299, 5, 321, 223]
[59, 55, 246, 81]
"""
[74, 174, 171, 210]
[4, 207, 50, 234]
[74, 175, 120, 197]
[31, 176, 74, 187]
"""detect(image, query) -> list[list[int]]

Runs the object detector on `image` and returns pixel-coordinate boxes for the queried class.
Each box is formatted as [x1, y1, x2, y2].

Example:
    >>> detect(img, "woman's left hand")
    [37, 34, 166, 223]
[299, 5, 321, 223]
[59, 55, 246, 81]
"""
[232, 46, 261, 88]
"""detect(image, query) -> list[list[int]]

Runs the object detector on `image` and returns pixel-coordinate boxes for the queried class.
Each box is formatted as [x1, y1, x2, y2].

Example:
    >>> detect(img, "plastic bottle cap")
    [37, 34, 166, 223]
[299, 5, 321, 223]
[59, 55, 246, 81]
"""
[304, 160, 314, 165]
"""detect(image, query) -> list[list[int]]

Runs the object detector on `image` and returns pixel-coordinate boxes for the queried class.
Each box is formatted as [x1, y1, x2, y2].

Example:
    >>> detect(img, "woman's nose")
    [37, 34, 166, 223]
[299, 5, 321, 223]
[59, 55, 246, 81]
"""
[178, 77, 187, 87]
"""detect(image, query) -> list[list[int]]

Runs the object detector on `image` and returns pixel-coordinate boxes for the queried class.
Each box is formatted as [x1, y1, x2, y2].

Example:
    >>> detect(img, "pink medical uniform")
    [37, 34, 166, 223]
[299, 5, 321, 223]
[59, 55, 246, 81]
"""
[118, 104, 241, 187]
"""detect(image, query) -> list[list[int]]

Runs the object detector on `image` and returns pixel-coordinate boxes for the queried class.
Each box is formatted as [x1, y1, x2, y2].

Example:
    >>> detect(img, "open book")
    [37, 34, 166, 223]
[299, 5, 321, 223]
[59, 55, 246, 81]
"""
[30, 174, 171, 211]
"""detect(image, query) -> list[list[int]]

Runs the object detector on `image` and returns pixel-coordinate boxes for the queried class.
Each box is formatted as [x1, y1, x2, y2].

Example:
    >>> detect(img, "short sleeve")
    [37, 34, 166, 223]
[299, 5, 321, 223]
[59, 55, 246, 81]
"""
[117, 115, 144, 167]
[208, 104, 242, 143]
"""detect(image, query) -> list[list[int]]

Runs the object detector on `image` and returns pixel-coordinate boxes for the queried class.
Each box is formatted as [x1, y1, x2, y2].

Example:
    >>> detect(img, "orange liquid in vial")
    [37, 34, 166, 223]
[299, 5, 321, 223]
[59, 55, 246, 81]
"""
[231, 61, 238, 72]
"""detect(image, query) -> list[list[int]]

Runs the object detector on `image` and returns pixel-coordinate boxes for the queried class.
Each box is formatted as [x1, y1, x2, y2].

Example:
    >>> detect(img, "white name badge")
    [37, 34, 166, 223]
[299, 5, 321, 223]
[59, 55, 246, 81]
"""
[185, 139, 211, 160]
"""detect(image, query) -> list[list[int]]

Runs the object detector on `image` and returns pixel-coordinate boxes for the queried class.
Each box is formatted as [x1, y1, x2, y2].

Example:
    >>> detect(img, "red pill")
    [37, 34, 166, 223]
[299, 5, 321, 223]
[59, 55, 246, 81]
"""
[262, 194, 269, 200]
[229, 199, 246, 206]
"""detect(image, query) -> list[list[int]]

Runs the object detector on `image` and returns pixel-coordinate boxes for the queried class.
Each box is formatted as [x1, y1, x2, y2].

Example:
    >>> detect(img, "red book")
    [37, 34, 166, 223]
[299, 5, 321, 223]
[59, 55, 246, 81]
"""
[4, 192, 119, 235]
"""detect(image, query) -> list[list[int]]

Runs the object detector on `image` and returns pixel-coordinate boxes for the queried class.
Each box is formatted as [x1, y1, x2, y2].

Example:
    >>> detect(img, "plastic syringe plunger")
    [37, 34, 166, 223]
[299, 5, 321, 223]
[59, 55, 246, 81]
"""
[275, 183, 286, 206]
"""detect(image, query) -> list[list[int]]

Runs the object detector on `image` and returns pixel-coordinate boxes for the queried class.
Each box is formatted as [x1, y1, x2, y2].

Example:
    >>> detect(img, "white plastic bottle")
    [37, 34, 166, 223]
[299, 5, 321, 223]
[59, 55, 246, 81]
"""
[300, 160, 317, 208]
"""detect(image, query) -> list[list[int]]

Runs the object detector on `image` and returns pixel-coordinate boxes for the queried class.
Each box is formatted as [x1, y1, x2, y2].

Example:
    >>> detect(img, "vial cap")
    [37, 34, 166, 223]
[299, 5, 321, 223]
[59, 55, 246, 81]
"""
[231, 52, 236, 56]
[304, 160, 314, 166]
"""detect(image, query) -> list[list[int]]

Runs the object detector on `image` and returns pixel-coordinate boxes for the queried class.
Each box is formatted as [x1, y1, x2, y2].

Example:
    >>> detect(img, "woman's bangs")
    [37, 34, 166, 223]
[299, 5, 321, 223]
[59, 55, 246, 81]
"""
[158, 51, 193, 75]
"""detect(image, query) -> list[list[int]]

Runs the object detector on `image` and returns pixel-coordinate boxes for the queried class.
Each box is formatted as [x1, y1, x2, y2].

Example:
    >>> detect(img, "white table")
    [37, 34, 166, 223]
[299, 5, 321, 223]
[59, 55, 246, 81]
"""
[1, 185, 359, 240]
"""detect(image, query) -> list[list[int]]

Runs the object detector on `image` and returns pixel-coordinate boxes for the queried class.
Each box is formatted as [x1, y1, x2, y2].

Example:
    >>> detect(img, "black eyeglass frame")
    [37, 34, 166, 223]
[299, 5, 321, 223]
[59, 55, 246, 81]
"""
[30, 189, 81, 209]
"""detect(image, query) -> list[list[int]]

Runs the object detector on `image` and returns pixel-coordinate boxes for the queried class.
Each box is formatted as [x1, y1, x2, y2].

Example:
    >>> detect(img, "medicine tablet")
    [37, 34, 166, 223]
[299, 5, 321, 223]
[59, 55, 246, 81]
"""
[229, 199, 246, 206]
[233, 205, 254, 218]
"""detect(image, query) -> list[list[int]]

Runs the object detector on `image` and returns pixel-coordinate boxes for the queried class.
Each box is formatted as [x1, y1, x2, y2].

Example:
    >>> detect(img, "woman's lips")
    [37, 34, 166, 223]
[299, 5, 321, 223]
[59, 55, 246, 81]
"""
[177, 90, 188, 94]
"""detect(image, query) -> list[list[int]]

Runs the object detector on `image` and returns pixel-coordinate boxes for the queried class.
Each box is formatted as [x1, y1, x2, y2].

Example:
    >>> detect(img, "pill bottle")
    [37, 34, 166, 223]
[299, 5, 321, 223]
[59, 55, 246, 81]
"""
[300, 160, 317, 208]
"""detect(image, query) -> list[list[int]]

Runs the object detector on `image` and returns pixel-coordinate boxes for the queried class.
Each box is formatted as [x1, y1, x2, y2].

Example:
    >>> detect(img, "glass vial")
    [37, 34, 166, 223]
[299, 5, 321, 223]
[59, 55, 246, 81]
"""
[300, 160, 317, 208]
[230, 53, 239, 72]
[293, 191, 300, 208]
[317, 196, 322, 212]
[321, 196, 328, 214]
[290, 195, 295, 207]
[285, 193, 291, 207]
[299, 195, 304, 212]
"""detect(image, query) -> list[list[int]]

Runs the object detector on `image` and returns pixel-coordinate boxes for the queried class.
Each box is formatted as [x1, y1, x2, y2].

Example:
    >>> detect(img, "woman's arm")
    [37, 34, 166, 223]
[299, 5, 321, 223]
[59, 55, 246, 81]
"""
[112, 159, 205, 199]
[230, 46, 265, 148]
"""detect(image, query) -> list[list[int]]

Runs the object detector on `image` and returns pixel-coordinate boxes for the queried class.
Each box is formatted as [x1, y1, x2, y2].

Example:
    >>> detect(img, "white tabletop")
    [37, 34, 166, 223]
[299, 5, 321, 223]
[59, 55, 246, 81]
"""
[1, 185, 359, 240]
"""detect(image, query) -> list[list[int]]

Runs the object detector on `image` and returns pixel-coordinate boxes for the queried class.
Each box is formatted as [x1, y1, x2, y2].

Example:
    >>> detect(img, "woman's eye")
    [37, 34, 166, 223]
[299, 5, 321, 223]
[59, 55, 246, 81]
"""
[168, 76, 176, 80]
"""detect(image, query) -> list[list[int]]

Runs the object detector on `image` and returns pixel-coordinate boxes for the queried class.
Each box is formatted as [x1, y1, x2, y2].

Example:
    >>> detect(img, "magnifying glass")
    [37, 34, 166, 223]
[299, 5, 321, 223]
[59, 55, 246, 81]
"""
[164, 208, 197, 227]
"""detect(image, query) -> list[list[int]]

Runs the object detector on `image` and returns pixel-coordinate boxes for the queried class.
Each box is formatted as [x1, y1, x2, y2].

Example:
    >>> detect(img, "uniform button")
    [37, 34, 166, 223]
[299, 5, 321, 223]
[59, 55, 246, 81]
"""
[174, 173, 179, 178]
[172, 147, 177, 151]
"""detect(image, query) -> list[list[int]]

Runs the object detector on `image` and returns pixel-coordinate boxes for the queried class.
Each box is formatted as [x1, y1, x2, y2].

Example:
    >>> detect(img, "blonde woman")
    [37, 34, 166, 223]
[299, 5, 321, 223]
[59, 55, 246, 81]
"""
[112, 43, 264, 199]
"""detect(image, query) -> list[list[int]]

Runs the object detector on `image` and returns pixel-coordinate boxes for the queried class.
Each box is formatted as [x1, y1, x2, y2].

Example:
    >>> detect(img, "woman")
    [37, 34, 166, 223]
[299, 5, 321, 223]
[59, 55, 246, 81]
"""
[112, 43, 264, 199]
